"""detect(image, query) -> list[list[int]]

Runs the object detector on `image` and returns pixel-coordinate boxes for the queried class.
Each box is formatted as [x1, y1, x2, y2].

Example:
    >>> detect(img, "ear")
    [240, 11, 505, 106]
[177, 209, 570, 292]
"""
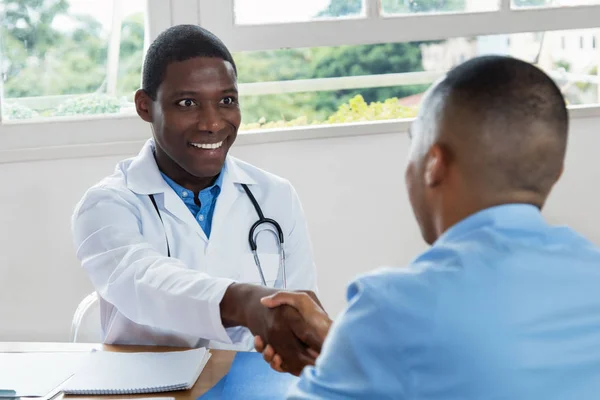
[424, 144, 449, 187]
[135, 89, 153, 123]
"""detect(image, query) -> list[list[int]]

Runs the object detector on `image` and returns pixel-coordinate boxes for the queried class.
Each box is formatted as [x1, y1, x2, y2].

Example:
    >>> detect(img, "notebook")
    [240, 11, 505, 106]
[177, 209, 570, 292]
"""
[63, 348, 211, 395]
[199, 352, 299, 399]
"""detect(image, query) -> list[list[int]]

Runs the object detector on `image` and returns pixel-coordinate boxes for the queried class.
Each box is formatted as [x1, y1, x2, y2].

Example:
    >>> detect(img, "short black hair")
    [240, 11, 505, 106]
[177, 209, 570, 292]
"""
[434, 55, 568, 196]
[142, 24, 237, 100]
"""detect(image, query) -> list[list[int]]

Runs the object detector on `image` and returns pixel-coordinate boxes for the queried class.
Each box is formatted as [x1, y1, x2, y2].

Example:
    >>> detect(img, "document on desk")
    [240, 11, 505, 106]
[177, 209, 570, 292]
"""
[63, 348, 211, 395]
[0, 352, 89, 397]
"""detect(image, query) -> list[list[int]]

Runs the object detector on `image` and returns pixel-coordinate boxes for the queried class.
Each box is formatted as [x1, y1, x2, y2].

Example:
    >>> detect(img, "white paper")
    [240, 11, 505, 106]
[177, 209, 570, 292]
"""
[63, 348, 210, 394]
[0, 352, 89, 397]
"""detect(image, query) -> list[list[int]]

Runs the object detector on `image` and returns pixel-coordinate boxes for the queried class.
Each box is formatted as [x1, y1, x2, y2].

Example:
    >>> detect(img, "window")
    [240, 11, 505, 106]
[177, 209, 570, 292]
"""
[0, 0, 147, 121]
[513, 0, 600, 7]
[2, 0, 600, 160]
[234, 28, 600, 130]
[234, 0, 363, 24]
[191, 0, 600, 132]
[381, 0, 498, 14]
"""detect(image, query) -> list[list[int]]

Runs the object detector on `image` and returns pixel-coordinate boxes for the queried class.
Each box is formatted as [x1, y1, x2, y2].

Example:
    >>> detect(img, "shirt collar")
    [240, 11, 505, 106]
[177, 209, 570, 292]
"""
[161, 168, 224, 198]
[435, 203, 547, 245]
[126, 139, 255, 195]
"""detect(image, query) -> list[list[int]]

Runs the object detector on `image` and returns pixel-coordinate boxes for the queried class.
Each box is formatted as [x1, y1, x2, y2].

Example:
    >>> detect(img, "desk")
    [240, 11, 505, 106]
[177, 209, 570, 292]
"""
[0, 342, 235, 399]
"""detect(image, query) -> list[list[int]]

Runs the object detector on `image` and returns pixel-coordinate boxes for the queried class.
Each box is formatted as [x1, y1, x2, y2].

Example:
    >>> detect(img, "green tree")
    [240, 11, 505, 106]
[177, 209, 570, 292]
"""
[1, 0, 69, 55]
[1, 1, 145, 116]
[380, 0, 465, 13]
[309, 0, 465, 110]
[0, 0, 69, 82]
[3, 10, 108, 98]
[1, 0, 110, 98]
[316, 0, 467, 16]
[316, 0, 361, 17]
[235, 48, 327, 123]
[117, 12, 146, 99]
[309, 42, 425, 109]
[513, 0, 547, 6]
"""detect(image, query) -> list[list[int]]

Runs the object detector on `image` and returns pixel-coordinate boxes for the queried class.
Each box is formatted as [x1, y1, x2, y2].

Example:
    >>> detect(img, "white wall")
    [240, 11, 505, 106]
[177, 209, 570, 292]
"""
[1, 116, 599, 342]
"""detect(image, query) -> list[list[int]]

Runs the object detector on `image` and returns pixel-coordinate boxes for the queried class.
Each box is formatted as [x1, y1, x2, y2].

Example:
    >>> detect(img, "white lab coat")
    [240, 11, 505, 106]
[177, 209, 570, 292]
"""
[72, 139, 317, 350]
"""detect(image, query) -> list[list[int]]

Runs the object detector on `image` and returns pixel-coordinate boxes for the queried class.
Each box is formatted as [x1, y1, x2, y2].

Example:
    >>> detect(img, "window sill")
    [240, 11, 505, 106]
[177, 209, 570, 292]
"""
[0, 105, 598, 164]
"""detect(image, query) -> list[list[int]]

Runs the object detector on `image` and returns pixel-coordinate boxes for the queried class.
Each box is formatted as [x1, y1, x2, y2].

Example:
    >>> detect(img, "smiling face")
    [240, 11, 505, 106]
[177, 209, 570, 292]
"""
[136, 56, 240, 188]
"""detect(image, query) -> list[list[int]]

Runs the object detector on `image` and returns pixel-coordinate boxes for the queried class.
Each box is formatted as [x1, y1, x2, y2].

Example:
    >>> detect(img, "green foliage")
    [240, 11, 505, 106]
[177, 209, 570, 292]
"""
[234, 17, 428, 129]
[575, 66, 597, 92]
[1, 2, 144, 102]
[2, 102, 39, 120]
[234, 30, 429, 123]
[235, 0, 463, 125]
[327, 94, 418, 123]
[309, 42, 427, 105]
[2, 0, 499, 123]
[240, 94, 418, 131]
[1, 0, 69, 55]
[512, 0, 547, 6]
[52, 94, 122, 116]
[554, 59, 571, 72]
[315, 0, 468, 16]
[316, 0, 361, 17]
[240, 92, 330, 125]
[380, 0, 465, 13]
[117, 12, 145, 100]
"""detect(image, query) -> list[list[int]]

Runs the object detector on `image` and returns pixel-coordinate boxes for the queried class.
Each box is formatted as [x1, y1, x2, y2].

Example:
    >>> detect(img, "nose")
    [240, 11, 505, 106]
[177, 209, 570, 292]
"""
[196, 102, 226, 133]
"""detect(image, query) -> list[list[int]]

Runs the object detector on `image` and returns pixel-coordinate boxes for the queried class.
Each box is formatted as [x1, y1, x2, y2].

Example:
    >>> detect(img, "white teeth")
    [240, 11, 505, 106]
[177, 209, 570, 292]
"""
[190, 141, 223, 150]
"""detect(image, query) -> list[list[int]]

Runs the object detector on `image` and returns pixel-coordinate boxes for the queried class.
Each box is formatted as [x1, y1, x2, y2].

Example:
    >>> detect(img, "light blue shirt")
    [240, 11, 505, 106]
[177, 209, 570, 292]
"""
[161, 171, 223, 238]
[289, 204, 600, 400]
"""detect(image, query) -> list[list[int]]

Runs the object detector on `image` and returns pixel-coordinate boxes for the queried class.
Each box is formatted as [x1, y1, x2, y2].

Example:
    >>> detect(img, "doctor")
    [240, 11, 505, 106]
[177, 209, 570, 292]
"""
[72, 24, 319, 374]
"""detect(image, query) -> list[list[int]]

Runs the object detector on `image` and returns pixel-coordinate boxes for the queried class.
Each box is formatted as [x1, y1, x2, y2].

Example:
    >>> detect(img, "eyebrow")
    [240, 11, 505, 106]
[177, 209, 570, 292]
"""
[171, 87, 238, 98]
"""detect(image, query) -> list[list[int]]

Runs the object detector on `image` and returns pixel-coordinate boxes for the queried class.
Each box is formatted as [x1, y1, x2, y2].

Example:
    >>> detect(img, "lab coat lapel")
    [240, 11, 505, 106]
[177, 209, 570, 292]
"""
[210, 157, 256, 243]
[162, 189, 207, 240]
[126, 139, 207, 241]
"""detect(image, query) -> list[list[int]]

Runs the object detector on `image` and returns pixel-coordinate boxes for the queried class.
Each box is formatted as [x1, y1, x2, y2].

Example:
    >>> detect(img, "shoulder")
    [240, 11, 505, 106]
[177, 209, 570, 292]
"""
[72, 157, 139, 218]
[345, 253, 463, 325]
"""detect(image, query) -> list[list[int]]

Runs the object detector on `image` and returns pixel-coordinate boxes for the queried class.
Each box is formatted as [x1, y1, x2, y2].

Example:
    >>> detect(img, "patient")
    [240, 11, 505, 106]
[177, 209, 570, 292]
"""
[257, 56, 600, 399]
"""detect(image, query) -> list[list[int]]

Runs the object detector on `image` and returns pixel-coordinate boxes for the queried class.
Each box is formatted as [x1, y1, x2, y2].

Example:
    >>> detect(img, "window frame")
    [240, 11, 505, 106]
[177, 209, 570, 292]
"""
[1, 0, 600, 164]
[199, 0, 600, 51]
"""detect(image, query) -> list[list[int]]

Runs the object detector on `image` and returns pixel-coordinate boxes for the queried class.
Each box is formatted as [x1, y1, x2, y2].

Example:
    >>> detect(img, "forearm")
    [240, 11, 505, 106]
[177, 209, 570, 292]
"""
[90, 250, 234, 338]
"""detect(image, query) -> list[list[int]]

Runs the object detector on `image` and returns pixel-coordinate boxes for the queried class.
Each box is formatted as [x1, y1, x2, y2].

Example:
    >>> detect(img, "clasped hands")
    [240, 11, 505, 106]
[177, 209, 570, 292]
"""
[252, 290, 332, 376]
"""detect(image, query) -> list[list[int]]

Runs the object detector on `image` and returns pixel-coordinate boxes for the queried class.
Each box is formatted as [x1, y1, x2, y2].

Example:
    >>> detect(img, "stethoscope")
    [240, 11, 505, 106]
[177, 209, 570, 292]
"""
[149, 183, 286, 288]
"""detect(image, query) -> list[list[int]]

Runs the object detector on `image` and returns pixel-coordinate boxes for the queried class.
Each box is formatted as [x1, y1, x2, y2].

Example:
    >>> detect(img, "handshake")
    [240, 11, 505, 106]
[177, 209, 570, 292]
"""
[253, 290, 332, 375]
[249, 291, 331, 375]
[221, 284, 332, 376]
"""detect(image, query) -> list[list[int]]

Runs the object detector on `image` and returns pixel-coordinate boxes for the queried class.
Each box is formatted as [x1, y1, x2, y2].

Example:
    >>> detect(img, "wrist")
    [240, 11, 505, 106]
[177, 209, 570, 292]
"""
[220, 283, 275, 328]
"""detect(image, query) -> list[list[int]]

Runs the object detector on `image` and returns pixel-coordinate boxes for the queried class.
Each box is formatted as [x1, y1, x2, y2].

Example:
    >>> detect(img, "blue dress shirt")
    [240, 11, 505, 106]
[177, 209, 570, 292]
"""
[289, 204, 600, 400]
[161, 171, 223, 238]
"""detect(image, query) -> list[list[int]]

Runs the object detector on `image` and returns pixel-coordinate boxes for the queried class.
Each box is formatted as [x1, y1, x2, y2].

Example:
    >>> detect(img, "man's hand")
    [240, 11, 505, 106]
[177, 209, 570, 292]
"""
[220, 283, 319, 375]
[254, 291, 333, 373]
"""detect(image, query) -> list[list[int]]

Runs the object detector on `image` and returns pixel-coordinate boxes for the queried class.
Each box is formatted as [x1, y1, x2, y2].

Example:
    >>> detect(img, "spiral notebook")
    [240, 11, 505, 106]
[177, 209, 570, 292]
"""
[62, 348, 211, 395]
